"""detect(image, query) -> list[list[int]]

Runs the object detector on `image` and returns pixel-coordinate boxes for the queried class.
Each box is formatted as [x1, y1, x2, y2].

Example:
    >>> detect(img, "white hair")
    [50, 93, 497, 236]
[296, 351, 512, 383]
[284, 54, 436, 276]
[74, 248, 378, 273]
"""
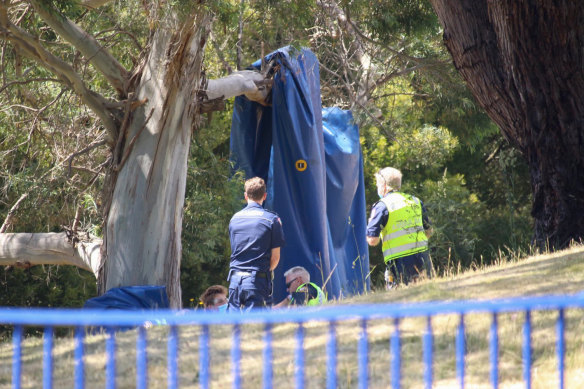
[376, 167, 402, 191]
[284, 266, 310, 282]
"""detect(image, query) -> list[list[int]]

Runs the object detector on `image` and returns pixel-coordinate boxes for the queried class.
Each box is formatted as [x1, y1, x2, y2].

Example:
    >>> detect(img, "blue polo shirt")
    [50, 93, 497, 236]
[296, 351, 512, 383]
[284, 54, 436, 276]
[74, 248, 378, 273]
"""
[229, 202, 285, 273]
[366, 192, 431, 237]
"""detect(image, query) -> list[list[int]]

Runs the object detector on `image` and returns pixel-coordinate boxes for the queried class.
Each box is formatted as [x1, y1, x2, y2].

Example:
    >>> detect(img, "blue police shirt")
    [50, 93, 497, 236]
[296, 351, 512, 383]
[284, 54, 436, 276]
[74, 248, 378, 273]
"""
[366, 192, 431, 237]
[229, 202, 285, 273]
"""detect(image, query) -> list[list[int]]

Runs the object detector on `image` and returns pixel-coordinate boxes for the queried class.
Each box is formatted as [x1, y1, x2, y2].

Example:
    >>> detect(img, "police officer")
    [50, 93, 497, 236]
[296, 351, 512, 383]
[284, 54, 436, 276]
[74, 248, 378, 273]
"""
[367, 167, 433, 288]
[274, 266, 325, 308]
[228, 177, 285, 311]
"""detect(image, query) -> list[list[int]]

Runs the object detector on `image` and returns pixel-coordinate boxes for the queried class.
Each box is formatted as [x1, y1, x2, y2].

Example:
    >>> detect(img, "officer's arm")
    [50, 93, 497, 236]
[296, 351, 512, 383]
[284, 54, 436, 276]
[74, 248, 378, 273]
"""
[269, 247, 280, 271]
[366, 202, 386, 246]
[367, 236, 380, 246]
[273, 294, 291, 308]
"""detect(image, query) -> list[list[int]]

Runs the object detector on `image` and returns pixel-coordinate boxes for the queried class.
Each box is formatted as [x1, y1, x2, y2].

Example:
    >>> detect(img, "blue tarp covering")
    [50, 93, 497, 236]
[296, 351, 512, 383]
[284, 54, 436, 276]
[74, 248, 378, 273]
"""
[84, 285, 169, 310]
[230, 47, 369, 303]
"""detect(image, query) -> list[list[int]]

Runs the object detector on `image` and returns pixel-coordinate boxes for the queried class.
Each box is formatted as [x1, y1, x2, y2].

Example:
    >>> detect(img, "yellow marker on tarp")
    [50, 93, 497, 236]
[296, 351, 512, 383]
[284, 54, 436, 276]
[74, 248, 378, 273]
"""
[295, 159, 307, 171]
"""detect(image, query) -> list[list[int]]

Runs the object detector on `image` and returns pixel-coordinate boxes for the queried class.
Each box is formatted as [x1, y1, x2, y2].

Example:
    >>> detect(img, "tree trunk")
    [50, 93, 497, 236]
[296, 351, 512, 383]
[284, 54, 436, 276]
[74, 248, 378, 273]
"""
[99, 11, 209, 308]
[430, 0, 584, 249]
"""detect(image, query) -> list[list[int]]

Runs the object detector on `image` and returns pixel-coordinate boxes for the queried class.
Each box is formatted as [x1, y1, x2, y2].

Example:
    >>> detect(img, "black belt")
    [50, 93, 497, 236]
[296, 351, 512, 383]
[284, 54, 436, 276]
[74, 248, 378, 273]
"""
[233, 271, 269, 279]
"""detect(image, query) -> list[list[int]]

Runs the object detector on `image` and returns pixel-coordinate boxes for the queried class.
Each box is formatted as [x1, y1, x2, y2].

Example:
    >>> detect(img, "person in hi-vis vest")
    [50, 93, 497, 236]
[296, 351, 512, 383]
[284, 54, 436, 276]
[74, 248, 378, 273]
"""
[274, 266, 325, 307]
[367, 167, 433, 289]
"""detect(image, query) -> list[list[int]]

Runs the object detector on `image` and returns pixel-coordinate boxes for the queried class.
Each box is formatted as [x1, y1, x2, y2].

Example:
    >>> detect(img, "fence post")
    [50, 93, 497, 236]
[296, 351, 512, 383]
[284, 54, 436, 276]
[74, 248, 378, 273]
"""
[358, 318, 368, 389]
[391, 318, 401, 389]
[137, 326, 148, 389]
[12, 325, 23, 389]
[168, 325, 178, 389]
[74, 326, 85, 389]
[557, 309, 565, 389]
[423, 316, 433, 389]
[327, 321, 337, 389]
[295, 322, 305, 389]
[105, 327, 116, 389]
[490, 313, 499, 389]
[523, 310, 532, 389]
[43, 326, 54, 389]
[232, 324, 241, 389]
[456, 314, 465, 389]
[200, 325, 210, 389]
[263, 323, 273, 389]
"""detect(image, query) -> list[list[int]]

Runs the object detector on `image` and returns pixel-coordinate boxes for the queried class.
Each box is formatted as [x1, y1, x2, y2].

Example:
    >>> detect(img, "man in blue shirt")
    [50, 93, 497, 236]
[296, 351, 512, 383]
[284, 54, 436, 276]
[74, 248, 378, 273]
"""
[367, 167, 433, 289]
[228, 177, 285, 311]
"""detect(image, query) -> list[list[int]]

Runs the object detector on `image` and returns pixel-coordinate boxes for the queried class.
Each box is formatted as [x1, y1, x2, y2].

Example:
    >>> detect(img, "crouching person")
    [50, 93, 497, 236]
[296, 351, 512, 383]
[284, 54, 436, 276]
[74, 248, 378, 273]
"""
[274, 266, 325, 308]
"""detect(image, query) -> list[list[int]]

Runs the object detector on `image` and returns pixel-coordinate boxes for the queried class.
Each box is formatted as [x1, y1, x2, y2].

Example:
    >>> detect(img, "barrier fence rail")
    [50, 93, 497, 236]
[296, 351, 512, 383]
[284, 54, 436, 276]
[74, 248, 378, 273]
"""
[2, 294, 584, 389]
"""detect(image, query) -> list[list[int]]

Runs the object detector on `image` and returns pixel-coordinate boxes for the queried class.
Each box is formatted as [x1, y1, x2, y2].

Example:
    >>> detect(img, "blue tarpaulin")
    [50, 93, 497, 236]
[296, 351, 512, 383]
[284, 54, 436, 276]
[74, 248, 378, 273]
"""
[230, 47, 369, 303]
[84, 285, 169, 310]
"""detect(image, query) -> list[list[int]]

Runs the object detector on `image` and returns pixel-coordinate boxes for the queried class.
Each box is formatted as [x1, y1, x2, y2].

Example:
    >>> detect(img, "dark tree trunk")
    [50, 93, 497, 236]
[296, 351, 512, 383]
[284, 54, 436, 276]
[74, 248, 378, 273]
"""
[430, 0, 584, 249]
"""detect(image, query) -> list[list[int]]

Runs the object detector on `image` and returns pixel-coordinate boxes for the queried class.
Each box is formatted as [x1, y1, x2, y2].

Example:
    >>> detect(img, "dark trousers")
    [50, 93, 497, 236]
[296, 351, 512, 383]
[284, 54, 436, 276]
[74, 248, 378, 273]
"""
[228, 272, 272, 311]
[387, 251, 431, 286]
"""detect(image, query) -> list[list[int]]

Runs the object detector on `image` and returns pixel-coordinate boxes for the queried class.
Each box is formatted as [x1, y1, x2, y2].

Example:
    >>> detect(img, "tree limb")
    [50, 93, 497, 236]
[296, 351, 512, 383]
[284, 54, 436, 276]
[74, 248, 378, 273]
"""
[0, 20, 119, 137]
[0, 232, 102, 277]
[30, 0, 129, 95]
[65, 139, 107, 176]
[201, 70, 270, 104]
[0, 193, 27, 233]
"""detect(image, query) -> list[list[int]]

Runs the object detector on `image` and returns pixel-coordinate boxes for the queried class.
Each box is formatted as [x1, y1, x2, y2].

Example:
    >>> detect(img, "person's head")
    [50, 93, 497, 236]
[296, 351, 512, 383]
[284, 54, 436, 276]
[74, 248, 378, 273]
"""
[244, 177, 267, 204]
[375, 167, 402, 198]
[284, 266, 310, 293]
[199, 285, 228, 310]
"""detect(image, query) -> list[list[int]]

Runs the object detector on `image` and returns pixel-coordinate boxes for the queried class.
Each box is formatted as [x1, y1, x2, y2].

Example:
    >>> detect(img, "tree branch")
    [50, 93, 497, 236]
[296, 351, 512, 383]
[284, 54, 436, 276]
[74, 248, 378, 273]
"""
[65, 139, 107, 176]
[0, 77, 62, 95]
[0, 232, 102, 277]
[0, 193, 27, 233]
[201, 70, 270, 104]
[0, 20, 119, 137]
[30, 0, 129, 95]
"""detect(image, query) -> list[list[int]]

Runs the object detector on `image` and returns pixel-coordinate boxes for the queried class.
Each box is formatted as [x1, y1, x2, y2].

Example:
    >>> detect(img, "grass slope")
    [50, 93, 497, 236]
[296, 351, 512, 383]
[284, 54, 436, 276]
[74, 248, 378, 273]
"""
[1, 247, 583, 388]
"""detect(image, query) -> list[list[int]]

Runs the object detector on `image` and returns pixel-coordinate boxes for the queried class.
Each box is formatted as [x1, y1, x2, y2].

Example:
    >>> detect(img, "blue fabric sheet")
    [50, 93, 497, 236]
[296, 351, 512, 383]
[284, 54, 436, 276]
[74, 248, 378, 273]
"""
[84, 285, 169, 310]
[230, 47, 369, 303]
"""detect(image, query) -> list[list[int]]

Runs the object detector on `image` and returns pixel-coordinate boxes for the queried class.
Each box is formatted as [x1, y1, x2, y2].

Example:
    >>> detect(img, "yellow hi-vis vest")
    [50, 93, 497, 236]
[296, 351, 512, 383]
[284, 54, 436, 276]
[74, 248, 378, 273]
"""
[293, 282, 325, 306]
[380, 192, 428, 263]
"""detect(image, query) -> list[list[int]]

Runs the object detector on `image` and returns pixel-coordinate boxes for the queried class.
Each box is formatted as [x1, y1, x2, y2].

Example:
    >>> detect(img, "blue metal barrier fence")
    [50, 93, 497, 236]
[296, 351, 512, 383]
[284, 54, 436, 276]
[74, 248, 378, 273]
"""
[2, 293, 584, 388]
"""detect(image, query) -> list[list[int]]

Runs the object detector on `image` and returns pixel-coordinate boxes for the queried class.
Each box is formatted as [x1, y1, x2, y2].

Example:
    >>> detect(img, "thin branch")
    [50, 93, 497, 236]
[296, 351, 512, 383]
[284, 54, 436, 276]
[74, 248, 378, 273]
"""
[65, 139, 107, 176]
[210, 31, 233, 74]
[1, 20, 119, 136]
[0, 193, 28, 233]
[72, 203, 83, 235]
[0, 77, 62, 94]
[370, 63, 428, 93]
[30, 0, 128, 95]
[236, 0, 244, 71]
[94, 27, 143, 52]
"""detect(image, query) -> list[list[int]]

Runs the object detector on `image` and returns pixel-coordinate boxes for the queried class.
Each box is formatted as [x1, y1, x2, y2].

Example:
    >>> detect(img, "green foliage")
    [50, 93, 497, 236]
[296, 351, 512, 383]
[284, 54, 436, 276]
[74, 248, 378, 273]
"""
[348, 0, 439, 38]
[0, 266, 96, 308]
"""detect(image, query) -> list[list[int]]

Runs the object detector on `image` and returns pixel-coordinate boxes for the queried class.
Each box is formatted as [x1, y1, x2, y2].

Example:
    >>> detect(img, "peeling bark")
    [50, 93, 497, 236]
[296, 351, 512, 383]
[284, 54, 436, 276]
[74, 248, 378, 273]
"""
[100, 11, 210, 308]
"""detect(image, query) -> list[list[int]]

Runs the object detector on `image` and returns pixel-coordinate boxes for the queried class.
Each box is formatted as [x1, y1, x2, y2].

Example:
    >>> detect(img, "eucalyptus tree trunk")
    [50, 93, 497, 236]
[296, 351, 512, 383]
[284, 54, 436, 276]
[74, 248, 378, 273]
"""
[430, 0, 584, 249]
[99, 12, 209, 308]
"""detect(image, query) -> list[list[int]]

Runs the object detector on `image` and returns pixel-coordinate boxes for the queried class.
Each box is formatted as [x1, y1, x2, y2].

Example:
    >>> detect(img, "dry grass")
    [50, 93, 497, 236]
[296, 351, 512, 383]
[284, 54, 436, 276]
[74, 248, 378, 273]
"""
[1, 246, 584, 388]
